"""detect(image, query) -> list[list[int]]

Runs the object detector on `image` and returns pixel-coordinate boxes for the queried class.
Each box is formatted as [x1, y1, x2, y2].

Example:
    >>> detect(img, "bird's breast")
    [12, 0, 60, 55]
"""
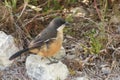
[29, 31, 64, 57]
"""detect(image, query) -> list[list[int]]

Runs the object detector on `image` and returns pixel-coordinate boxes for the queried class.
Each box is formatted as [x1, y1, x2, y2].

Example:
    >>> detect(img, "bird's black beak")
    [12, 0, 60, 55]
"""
[65, 22, 70, 26]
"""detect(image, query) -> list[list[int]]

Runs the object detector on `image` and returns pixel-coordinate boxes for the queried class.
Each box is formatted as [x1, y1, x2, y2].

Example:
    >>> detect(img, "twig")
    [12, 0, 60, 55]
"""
[94, 0, 102, 20]
[17, 1, 28, 21]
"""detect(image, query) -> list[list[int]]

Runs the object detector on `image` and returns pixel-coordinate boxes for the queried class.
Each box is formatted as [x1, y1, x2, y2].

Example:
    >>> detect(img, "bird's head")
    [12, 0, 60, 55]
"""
[49, 17, 70, 31]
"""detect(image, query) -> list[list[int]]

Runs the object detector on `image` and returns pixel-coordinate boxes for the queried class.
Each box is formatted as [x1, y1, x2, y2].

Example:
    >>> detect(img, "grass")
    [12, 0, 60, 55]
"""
[4, 0, 17, 10]
[84, 29, 102, 54]
[89, 29, 102, 54]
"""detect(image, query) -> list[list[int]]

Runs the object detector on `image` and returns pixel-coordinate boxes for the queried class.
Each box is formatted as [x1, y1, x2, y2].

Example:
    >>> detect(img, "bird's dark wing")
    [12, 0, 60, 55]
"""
[29, 27, 57, 48]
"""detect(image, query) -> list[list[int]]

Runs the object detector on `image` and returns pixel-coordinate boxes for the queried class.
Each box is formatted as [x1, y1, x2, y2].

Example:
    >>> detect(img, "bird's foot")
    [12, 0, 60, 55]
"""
[46, 57, 59, 65]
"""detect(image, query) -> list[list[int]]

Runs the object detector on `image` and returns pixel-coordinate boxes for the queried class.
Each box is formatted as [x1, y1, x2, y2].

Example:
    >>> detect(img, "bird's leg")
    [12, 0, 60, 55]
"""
[46, 57, 58, 65]
[51, 56, 59, 61]
[41, 57, 45, 60]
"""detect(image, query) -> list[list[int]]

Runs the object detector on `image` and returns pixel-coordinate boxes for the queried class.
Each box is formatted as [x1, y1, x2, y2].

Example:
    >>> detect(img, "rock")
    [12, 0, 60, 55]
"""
[0, 31, 19, 70]
[101, 64, 111, 75]
[70, 7, 89, 17]
[66, 54, 76, 59]
[101, 67, 111, 75]
[26, 48, 69, 80]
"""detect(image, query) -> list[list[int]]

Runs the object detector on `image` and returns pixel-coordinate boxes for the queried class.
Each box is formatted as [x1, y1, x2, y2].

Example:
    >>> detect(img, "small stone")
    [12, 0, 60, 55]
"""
[101, 64, 111, 75]
[101, 67, 111, 75]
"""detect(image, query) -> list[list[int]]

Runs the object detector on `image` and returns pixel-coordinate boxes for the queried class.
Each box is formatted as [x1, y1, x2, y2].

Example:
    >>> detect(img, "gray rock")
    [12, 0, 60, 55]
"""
[100, 64, 111, 75]
[0, 31, 19, 70]
[26, 48, 69, 80]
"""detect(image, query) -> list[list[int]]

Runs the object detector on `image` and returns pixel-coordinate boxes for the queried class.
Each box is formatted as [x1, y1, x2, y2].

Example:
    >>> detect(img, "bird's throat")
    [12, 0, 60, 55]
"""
[57, 24, 65, 32]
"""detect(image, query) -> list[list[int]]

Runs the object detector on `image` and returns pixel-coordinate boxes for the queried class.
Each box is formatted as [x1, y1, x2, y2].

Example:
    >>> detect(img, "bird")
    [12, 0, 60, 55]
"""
[9, 17, 70, 61]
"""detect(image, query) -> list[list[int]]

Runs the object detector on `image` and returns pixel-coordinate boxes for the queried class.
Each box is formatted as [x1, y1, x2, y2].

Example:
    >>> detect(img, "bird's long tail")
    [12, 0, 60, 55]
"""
[9, 48, 29, 60]
[9, 45, 42, 60]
